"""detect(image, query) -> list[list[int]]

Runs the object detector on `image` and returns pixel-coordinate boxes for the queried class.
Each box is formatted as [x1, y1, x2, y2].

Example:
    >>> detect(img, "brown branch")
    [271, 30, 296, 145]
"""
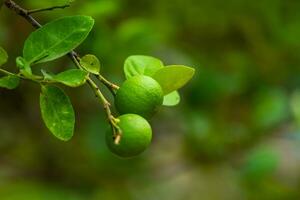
[4, 0, 41, 28]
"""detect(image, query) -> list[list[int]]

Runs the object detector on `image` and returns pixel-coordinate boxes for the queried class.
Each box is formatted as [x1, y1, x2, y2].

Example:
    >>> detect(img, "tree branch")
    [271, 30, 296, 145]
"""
[4, 0, 122, 144]
[71, 55, 122, 143]
[4, 0, 119, 95]
[28, 4, 70, 15]
[4, 0, 41, 28]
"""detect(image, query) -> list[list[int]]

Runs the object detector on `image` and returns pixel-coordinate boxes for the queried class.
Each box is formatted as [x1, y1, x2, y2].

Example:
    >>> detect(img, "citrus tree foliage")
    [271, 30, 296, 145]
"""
[0, 6, 194, 157]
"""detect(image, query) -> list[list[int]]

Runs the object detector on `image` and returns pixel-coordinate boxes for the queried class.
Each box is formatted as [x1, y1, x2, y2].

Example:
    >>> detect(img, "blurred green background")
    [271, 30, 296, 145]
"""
[1, 0, 300, 199]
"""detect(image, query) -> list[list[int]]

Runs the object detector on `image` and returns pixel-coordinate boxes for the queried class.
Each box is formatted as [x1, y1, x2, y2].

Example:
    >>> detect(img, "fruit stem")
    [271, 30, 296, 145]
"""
[96, 74, 119, 97]
[86, 77, 123, 145]
[73, 53, 120, 97]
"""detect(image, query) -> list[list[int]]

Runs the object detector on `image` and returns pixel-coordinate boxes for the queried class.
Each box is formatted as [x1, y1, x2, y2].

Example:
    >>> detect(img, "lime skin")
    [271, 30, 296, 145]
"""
[115, 75, 164, 119]
[106, 114, 152, 158]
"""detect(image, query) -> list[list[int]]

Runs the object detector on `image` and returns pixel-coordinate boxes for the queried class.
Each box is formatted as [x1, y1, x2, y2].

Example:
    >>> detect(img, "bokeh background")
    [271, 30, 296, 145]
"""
[1, 0, 300, 199]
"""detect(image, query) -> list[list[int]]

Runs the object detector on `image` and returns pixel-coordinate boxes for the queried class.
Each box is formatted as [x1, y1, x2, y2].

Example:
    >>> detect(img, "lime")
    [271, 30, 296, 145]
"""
[115, 75, 164, 118]
[106, 114, 152, 158]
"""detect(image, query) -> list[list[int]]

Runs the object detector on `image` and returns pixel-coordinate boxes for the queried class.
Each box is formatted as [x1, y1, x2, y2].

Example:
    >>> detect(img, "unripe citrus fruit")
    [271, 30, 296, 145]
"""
[115, 75, 164, 118]
[106, 114, 152, 158]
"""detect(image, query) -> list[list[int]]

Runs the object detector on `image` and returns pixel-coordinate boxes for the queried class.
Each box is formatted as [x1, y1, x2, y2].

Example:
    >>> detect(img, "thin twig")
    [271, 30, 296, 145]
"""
[70, 54, 122, 143]
[4, 0, 122, 144]
[0, 68, 38, 82]
[75, 52, 119, 96]
[87, 75, 122, 141]
[0, 68, 17, 77]
[0, 68, 57, 84]
[28, 4, 70, 15]
[4, 0, 41, 28]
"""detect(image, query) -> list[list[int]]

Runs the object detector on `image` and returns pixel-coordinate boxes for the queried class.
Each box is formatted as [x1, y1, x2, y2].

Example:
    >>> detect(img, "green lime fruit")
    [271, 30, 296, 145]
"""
[115, 75, 164, 118]
[106, 114, 152, 158]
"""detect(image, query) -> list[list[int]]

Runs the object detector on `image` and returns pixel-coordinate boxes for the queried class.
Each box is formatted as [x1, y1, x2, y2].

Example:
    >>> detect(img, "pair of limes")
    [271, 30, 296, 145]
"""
[106, 75, 164, 158]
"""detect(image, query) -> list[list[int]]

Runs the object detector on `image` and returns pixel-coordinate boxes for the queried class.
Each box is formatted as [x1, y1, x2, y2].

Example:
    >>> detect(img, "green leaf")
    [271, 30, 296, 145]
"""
[40, 85, 75, 141]
[23, 15, 94, 64]
[41, 69, 55, 80]
[0, 47, 8, 66]
[153, 65, 195, 94]
[163, 91, 180, 106]
[124, 55, 164, 79]
[45, 69, 88, 87]
[16, 56, 32, 77]
[0, 75, 20, 90]
[80, 54, 100, 74]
